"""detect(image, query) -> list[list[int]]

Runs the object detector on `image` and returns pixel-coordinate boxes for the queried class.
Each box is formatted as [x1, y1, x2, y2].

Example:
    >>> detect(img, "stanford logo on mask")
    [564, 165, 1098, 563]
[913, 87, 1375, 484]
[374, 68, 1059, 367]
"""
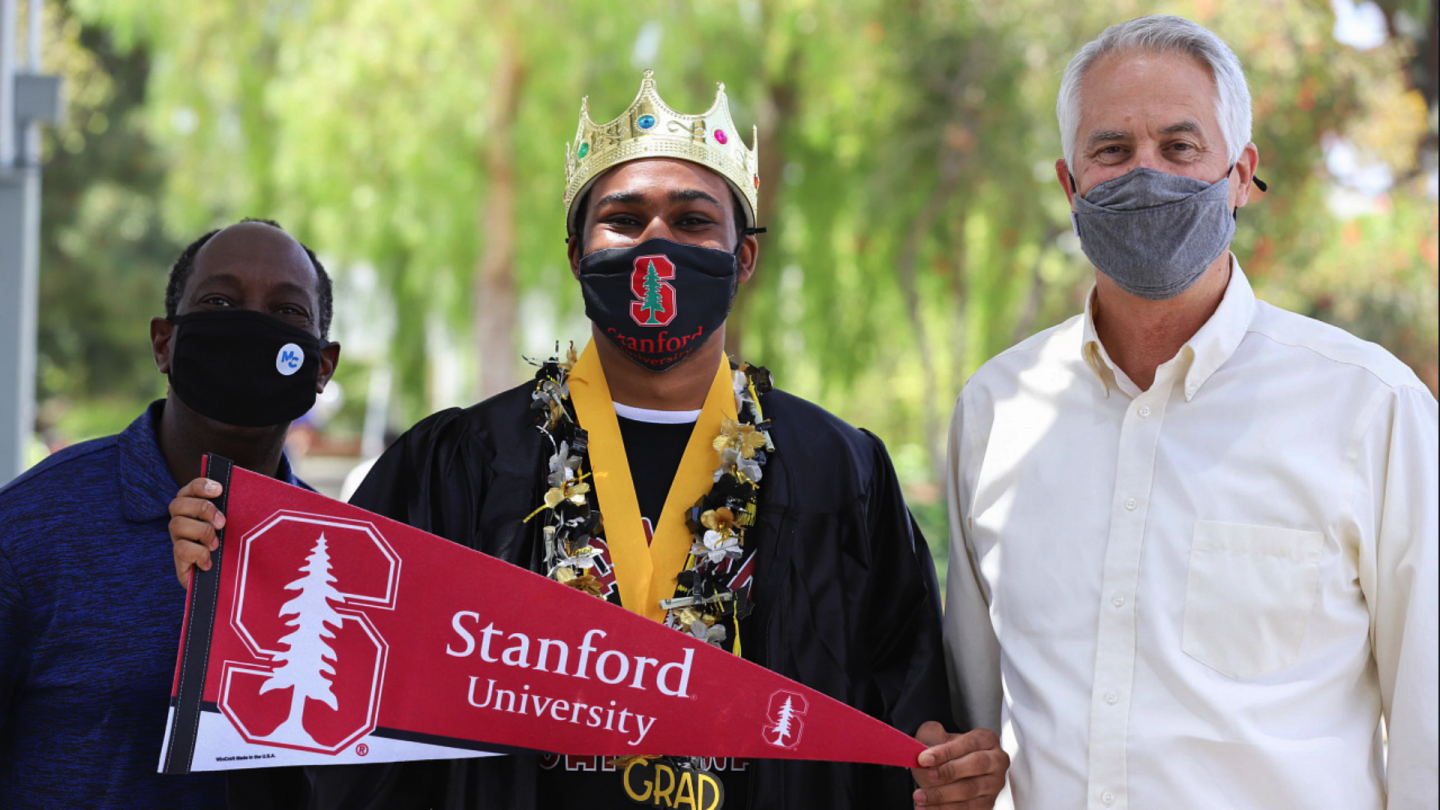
[630, 255, 677, 326]
[579, 237, 738, 373]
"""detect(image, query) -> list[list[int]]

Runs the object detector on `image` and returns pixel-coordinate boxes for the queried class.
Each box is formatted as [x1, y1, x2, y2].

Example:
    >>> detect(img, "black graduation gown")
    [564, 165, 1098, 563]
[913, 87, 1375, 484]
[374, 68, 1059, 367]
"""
[307, 382, 958, 810]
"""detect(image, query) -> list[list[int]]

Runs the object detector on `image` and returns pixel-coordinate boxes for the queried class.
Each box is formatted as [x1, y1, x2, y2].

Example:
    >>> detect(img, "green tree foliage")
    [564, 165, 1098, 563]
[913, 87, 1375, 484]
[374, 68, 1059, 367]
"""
[27, 0, 179, 440]
[48, 0, 1437, 499]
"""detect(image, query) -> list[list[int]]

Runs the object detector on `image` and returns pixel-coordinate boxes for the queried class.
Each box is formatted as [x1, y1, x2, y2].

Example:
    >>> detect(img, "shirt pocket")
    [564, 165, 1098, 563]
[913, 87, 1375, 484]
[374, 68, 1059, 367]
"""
[1181, 520, 1324, 680]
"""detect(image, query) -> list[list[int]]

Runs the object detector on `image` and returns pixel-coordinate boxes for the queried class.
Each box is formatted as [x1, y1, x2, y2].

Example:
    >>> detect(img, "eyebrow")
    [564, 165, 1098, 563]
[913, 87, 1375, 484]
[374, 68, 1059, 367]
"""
[1085, 129, 1131, 149]
[593, 188, 724, 208]
[1160, 121, 1202, 136]
[666, 189, 723, 206]
[593, 191, 647, 208]
[266, 281, 312, 297]
[191, 273, 312, 299]
[1084, 120, 1205, 151]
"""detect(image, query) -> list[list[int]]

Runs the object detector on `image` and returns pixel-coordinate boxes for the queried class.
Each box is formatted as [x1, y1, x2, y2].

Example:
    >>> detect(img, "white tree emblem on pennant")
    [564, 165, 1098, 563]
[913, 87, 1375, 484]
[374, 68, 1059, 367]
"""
[220, 510, 400, 756]
[763, 690, 807, 750]
[260, 533, 345, 747]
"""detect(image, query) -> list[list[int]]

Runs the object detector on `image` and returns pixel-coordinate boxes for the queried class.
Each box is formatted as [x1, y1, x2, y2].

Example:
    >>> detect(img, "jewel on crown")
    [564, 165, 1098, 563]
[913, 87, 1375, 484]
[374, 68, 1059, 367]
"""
[564, 70, 760, 230]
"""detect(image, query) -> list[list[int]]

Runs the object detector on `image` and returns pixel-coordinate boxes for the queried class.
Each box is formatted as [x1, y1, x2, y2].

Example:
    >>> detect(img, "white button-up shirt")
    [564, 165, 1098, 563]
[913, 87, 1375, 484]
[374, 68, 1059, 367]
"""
[944, 261, 1438, 809]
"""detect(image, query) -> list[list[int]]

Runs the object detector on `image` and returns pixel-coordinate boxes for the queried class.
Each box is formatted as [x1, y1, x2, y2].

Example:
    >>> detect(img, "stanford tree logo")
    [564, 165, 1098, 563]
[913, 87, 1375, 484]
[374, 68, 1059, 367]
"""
[259, 533, 344, 747]
[630, 254, 677, 327]
[762, 690, 807, 750]
[220, 511, 400, 755]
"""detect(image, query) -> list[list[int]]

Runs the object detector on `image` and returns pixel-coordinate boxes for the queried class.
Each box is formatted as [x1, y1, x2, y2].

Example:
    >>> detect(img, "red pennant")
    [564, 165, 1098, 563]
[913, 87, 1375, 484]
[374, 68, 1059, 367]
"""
[160, 456, 924, 773]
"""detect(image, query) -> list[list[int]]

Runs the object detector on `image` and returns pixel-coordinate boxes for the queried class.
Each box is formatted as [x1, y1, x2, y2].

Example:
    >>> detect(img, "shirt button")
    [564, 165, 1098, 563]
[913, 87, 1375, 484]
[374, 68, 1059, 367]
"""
[1105, 691, 1118, 704]
[1137, 405, 1151, 418]
[1112, 594, 1126, 607]
[1124, 497, 1138, 511]
[1103, 792, 1116, 805]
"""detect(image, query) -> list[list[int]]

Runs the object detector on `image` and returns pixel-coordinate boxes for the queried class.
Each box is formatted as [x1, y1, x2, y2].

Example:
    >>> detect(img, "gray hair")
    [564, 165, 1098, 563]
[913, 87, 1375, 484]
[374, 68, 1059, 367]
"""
[1057, 15, 1252, 169]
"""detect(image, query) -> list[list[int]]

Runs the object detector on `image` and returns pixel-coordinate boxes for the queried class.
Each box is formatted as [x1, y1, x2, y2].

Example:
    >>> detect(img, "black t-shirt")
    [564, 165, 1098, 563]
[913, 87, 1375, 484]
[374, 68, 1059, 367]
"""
[615, 414, 695, 531]
[538, 411, 750, 809]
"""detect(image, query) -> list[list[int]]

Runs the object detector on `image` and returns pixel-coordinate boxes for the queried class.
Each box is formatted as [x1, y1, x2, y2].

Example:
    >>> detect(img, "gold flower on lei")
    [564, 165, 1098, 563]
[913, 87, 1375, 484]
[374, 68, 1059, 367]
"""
[712, 417, 767, 459]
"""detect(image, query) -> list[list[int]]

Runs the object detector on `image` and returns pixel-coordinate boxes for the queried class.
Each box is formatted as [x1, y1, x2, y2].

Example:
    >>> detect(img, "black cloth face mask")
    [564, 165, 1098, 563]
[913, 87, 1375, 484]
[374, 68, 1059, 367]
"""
[168, 309, 324, 427]
[578, 237, 739, 372]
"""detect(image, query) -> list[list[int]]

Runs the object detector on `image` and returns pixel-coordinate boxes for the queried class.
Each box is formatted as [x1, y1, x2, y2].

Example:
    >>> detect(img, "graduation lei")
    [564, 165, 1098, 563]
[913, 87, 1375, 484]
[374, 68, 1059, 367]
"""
[526, 344, 773, 650]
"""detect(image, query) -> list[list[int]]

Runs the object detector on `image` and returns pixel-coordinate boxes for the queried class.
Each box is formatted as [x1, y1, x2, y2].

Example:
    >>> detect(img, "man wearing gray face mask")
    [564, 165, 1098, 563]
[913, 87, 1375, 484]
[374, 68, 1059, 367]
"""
[942, 14, 1437, 810]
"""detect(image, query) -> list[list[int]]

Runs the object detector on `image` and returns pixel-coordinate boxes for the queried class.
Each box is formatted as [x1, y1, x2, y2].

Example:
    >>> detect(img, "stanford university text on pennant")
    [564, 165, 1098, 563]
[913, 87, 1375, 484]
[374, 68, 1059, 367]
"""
[160, 456, 924, 773]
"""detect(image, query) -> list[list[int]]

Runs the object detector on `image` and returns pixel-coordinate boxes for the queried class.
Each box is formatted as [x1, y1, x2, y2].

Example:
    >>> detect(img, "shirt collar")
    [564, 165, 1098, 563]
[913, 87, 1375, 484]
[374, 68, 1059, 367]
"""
[1181, 258, 1256, 399]
[118, 399, 303, 523]
[1080, 302, 1123, 397]
[118, 400, 181, 523]
[1081, 256, 1257, 401]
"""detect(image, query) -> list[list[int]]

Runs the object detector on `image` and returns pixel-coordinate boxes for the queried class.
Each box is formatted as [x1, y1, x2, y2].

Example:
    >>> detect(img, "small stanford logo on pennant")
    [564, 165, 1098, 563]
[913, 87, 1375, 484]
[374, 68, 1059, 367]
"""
[763, 690, 807, 750]
[630, 254, 677, 326]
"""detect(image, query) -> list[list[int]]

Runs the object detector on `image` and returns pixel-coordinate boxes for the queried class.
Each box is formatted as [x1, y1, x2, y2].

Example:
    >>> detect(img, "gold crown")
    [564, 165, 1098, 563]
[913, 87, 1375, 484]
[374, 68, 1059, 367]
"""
[564, 70, 760, 231]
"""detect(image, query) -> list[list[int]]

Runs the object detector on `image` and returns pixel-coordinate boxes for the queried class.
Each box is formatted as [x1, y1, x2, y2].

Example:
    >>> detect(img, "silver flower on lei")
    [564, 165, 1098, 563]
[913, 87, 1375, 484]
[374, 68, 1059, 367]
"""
[692, 529, 742, 564]
[689, 619, 728, 646]
[546, 441, 583, 488]
[732, 369, 753, 414]
[714, 446, 763, 483]
[555, 544, 600, 571]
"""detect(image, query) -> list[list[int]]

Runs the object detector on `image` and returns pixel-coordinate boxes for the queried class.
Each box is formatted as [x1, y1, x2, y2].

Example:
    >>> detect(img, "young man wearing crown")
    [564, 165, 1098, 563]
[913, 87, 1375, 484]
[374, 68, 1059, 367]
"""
[171, 71, 1007, 809]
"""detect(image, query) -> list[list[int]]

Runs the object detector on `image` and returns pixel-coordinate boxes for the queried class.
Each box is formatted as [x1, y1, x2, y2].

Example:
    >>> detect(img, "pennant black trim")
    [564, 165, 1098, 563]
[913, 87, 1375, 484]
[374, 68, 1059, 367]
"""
[162, 454, 233, 775]
[365, 726, 538, 756]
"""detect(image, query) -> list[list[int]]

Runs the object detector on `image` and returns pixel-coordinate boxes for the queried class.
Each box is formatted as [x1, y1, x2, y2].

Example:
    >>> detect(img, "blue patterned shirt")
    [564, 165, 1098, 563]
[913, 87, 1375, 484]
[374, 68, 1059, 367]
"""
[0, 401, 301, 809]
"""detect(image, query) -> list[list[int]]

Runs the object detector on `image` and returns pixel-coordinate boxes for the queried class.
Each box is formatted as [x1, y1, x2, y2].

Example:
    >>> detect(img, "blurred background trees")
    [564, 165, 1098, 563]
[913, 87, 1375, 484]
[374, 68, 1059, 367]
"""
[24, 0, 1439, 572]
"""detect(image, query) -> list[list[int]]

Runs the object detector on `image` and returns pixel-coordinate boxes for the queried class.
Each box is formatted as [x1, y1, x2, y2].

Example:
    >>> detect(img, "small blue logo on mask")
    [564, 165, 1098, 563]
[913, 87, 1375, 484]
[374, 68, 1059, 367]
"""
[276, 344, 303, 376]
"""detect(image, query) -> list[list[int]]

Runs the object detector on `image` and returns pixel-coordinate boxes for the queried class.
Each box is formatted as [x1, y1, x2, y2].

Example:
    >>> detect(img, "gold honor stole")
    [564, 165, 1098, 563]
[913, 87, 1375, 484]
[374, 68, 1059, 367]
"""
[569, 340, 736, 624]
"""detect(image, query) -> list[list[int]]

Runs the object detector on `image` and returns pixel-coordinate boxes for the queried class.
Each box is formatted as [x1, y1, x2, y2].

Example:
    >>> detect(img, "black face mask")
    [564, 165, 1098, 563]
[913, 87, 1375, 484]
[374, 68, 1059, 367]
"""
[167, 309, 325, 427]
[578, 237, 739, 372]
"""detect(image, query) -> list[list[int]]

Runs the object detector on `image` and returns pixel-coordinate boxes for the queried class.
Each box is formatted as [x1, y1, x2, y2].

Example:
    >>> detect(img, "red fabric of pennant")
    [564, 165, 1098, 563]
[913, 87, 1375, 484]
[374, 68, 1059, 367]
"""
[160, 456, 924, 773]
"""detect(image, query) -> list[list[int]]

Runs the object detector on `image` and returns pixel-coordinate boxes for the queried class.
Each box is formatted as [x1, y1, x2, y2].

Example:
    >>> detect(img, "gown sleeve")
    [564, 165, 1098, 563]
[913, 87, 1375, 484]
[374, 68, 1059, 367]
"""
[348, 408, 467, 528]
[857, 429, 957, 736]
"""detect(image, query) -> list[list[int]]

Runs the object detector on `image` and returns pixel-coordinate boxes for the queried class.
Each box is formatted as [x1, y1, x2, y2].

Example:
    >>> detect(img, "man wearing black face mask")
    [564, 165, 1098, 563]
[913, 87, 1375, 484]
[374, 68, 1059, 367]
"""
[169, 71, 1007, 810]
[0, 219, 339, 810]
[943, 15, 1437, 810]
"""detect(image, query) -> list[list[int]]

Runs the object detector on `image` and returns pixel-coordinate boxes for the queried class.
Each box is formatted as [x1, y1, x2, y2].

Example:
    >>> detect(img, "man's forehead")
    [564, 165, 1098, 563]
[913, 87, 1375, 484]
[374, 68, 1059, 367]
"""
[1079, 51, 1220, 126]
[194, 223, 313, 276]
[189, 223, 319, 299]
[587, 159, 733, 205]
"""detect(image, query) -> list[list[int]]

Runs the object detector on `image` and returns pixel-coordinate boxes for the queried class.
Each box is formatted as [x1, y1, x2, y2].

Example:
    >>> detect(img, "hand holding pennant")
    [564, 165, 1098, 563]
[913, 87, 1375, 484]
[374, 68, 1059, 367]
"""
[160, 455, 925, 773]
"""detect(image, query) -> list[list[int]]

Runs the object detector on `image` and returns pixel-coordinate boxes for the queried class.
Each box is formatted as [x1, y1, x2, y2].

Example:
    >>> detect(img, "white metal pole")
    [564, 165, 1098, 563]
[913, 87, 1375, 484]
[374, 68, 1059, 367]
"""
[0, 0, 40, 485]
[26, 0, 37, 71]
[1, 0, 16, 167]
[22, 0, 40, 163]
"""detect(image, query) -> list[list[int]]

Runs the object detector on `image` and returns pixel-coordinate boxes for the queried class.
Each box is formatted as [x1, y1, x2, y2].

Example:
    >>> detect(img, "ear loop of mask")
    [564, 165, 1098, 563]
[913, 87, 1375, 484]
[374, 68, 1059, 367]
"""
[736, 226, 766, 255]
[1224, 164, 1270, 220]
[729, 227, 766, 297]
[1069, 172, 1081, 237]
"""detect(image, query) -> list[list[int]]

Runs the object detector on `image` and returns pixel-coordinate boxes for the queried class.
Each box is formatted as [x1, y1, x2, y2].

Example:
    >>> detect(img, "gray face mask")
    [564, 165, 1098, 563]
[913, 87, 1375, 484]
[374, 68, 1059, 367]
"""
[1071, 167, 1235, 300]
